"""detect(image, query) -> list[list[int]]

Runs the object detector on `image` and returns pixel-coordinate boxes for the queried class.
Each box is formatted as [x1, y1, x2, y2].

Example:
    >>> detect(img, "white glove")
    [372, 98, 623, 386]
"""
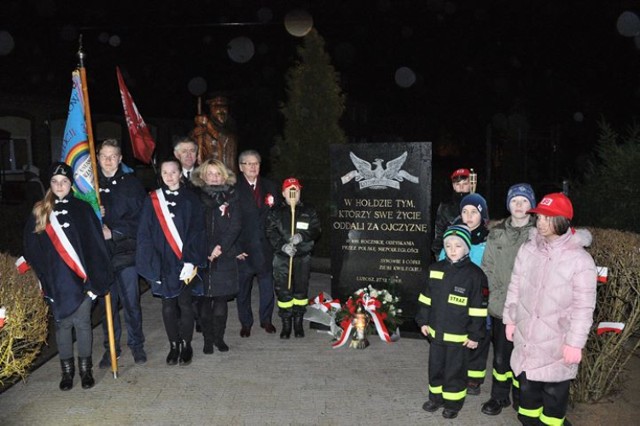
[87, 291, 98, 300]
[282, 243, 297, 257]
[179, 263, 195, 280]
[290, 233, 303, 245]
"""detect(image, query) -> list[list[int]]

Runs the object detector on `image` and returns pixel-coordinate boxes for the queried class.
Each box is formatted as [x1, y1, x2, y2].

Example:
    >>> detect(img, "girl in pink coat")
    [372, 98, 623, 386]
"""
[503, 193, 596, 426]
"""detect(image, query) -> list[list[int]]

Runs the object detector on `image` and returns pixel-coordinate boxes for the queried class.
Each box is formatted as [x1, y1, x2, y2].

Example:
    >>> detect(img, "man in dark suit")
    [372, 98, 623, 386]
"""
[173, 137, 198, 188]
[235, 150, 281, 337]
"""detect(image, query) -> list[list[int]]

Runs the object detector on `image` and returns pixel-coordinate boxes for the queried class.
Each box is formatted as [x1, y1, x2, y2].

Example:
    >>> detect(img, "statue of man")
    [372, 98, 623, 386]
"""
[191, 96, 238, 172]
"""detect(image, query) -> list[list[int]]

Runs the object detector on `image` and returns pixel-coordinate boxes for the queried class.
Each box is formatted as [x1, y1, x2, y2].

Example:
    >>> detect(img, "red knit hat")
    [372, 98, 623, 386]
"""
[527, 192, 574, 220]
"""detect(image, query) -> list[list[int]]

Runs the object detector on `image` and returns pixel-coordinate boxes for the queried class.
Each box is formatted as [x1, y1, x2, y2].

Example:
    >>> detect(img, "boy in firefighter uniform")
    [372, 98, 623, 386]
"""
[416, 224, 487, 419]
[266, 177, 321, 339]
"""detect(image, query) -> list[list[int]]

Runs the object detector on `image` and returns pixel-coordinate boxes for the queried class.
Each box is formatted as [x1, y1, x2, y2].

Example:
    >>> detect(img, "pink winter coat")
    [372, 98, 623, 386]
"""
[503, 227, 597, 382]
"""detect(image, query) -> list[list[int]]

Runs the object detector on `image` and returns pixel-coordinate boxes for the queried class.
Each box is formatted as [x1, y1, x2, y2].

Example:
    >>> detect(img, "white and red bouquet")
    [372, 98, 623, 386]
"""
[332, 285, 402, 348]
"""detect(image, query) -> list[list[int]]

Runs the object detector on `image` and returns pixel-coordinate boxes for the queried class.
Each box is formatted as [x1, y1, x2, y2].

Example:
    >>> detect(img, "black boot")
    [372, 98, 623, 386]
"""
[166, 341, 180, 365]
[213, 315, 229, 352]
[179, 340, 193, 366]
[59, 358, 74, 391]
[293, 313, 305, 338]
[481, 398, 511, 415]
[280, 315, 293, 339]
[78, 356, 95, 389]
[202, 320, 214, 354]
[203, 339, 214, 354]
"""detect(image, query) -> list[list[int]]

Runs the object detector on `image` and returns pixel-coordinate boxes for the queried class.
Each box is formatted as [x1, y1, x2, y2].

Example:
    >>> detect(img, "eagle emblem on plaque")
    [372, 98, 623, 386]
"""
[341, 151, 419, 190]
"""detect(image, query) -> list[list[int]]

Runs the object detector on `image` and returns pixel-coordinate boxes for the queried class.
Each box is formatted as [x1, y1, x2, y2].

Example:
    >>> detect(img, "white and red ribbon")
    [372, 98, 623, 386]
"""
[597, 321, 625, 335]
[264, 193, 274, 207]
[150, 189, 183, 260]
[596, 266, 608, 284]
[45, 212, 87, 281]
[332, 322, 354, 348]
[310, 292, 341, 314]
[361, 295, 392, 343]
[219, 203, 229, 217]
[15, 256, 30, 274]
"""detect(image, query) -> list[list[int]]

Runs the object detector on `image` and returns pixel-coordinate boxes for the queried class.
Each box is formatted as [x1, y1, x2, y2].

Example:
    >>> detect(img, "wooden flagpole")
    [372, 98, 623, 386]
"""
[77, 36, 119, 379]
[287, 187, 297, 290]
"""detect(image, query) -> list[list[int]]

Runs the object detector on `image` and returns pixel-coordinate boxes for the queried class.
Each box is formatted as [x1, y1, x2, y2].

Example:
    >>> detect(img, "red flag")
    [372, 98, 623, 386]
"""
[116, 66, 156, 164]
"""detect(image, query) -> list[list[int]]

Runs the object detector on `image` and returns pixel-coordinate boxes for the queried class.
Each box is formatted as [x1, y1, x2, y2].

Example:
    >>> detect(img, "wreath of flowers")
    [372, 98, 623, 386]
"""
[334, 284, 402, 345]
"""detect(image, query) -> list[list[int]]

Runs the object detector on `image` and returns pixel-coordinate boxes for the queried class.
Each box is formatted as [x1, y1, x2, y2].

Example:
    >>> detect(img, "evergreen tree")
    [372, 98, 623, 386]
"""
[272, 29, 346, 177]
[271, 29, 347, 256]
[574, 120, 640, 232]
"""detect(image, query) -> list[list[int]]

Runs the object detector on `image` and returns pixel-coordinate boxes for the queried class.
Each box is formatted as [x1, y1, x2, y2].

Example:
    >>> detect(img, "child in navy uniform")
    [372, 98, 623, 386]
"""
[24, 162, 113, 391]
[416, 224, 487, 419]
[137, 158, 206, 366]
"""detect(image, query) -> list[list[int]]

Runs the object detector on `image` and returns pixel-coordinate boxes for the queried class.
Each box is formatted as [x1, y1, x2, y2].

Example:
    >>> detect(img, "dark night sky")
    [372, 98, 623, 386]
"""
[2, 0, 640, 168]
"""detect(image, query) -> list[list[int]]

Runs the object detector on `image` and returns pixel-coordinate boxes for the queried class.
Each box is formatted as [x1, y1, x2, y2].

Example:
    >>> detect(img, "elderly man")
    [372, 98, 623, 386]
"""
[235, 150, 281, 337]
[96, 139, 147, 367]
[173, 137, 198, 188]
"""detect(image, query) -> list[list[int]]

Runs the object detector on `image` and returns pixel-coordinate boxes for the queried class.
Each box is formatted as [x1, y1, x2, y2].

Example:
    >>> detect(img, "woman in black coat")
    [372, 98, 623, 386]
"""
[192, 159, 241, 353]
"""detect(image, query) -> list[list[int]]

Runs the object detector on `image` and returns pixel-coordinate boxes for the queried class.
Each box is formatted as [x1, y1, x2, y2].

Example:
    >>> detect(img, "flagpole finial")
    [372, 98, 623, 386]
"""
[77, 34, 86, 68]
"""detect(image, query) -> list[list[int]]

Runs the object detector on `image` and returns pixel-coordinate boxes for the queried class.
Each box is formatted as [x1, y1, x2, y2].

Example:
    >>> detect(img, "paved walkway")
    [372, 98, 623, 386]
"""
[0, 273, 522, 425]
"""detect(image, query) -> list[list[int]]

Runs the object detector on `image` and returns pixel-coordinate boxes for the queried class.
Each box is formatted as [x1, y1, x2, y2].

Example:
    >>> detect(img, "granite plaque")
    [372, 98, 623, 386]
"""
[330, 142, 432, 327]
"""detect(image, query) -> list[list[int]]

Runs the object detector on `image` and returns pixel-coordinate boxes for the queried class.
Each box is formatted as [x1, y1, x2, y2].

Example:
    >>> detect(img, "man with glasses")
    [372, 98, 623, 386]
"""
[235, 150, 282, 337]
[96, 139, 147, 367]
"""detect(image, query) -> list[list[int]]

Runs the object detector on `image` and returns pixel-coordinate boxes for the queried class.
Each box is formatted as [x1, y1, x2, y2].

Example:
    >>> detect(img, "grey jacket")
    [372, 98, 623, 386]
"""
[481, 216, 535, 317]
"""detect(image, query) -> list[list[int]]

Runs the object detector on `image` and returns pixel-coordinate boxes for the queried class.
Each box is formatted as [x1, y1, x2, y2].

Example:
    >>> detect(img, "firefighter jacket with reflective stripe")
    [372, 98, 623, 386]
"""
[416, 256, 487, 345]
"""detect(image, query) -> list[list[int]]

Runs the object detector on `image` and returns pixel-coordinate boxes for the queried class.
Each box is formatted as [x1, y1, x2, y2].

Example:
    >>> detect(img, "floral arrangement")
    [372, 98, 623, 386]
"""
[332, 285, 402, 348]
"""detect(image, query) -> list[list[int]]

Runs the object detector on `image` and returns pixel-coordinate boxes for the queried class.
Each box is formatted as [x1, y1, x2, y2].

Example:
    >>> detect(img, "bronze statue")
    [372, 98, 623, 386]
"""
[191, 96, 238, 172]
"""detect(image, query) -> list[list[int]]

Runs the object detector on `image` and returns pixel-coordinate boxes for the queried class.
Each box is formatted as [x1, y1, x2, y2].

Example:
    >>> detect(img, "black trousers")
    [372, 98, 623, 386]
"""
[516, 372, 570, 426]
[198, 296, 229, 342]
[468, 317, 490, 384]
[428, 342, 468, 411]
[161, 287, 194, 342]
[489, 317, 519, 402]
[274, 254, 311, 315]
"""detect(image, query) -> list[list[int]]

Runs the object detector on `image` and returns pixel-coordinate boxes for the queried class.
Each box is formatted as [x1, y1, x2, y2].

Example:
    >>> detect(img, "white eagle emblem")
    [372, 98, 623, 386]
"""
[341, 151, 419, 190]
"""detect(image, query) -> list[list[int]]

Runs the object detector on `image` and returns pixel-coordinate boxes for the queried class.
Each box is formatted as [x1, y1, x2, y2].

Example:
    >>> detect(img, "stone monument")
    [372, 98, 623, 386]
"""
[330, 142, 432, 327]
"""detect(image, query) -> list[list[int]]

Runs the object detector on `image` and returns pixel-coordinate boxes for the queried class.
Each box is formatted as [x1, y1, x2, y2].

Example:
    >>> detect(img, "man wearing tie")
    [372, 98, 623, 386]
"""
[236, 150, 281, 337]
[173, 138, 198, 188]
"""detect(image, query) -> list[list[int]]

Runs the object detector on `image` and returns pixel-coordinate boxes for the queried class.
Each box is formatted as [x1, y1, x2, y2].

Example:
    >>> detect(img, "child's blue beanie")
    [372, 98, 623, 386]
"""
[506, 183, 536, 212]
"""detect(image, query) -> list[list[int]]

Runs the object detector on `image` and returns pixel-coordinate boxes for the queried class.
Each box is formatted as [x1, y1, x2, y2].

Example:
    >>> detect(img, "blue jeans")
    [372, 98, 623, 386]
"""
[236, 260, 275, 327]
[101, 266, 145, 351]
